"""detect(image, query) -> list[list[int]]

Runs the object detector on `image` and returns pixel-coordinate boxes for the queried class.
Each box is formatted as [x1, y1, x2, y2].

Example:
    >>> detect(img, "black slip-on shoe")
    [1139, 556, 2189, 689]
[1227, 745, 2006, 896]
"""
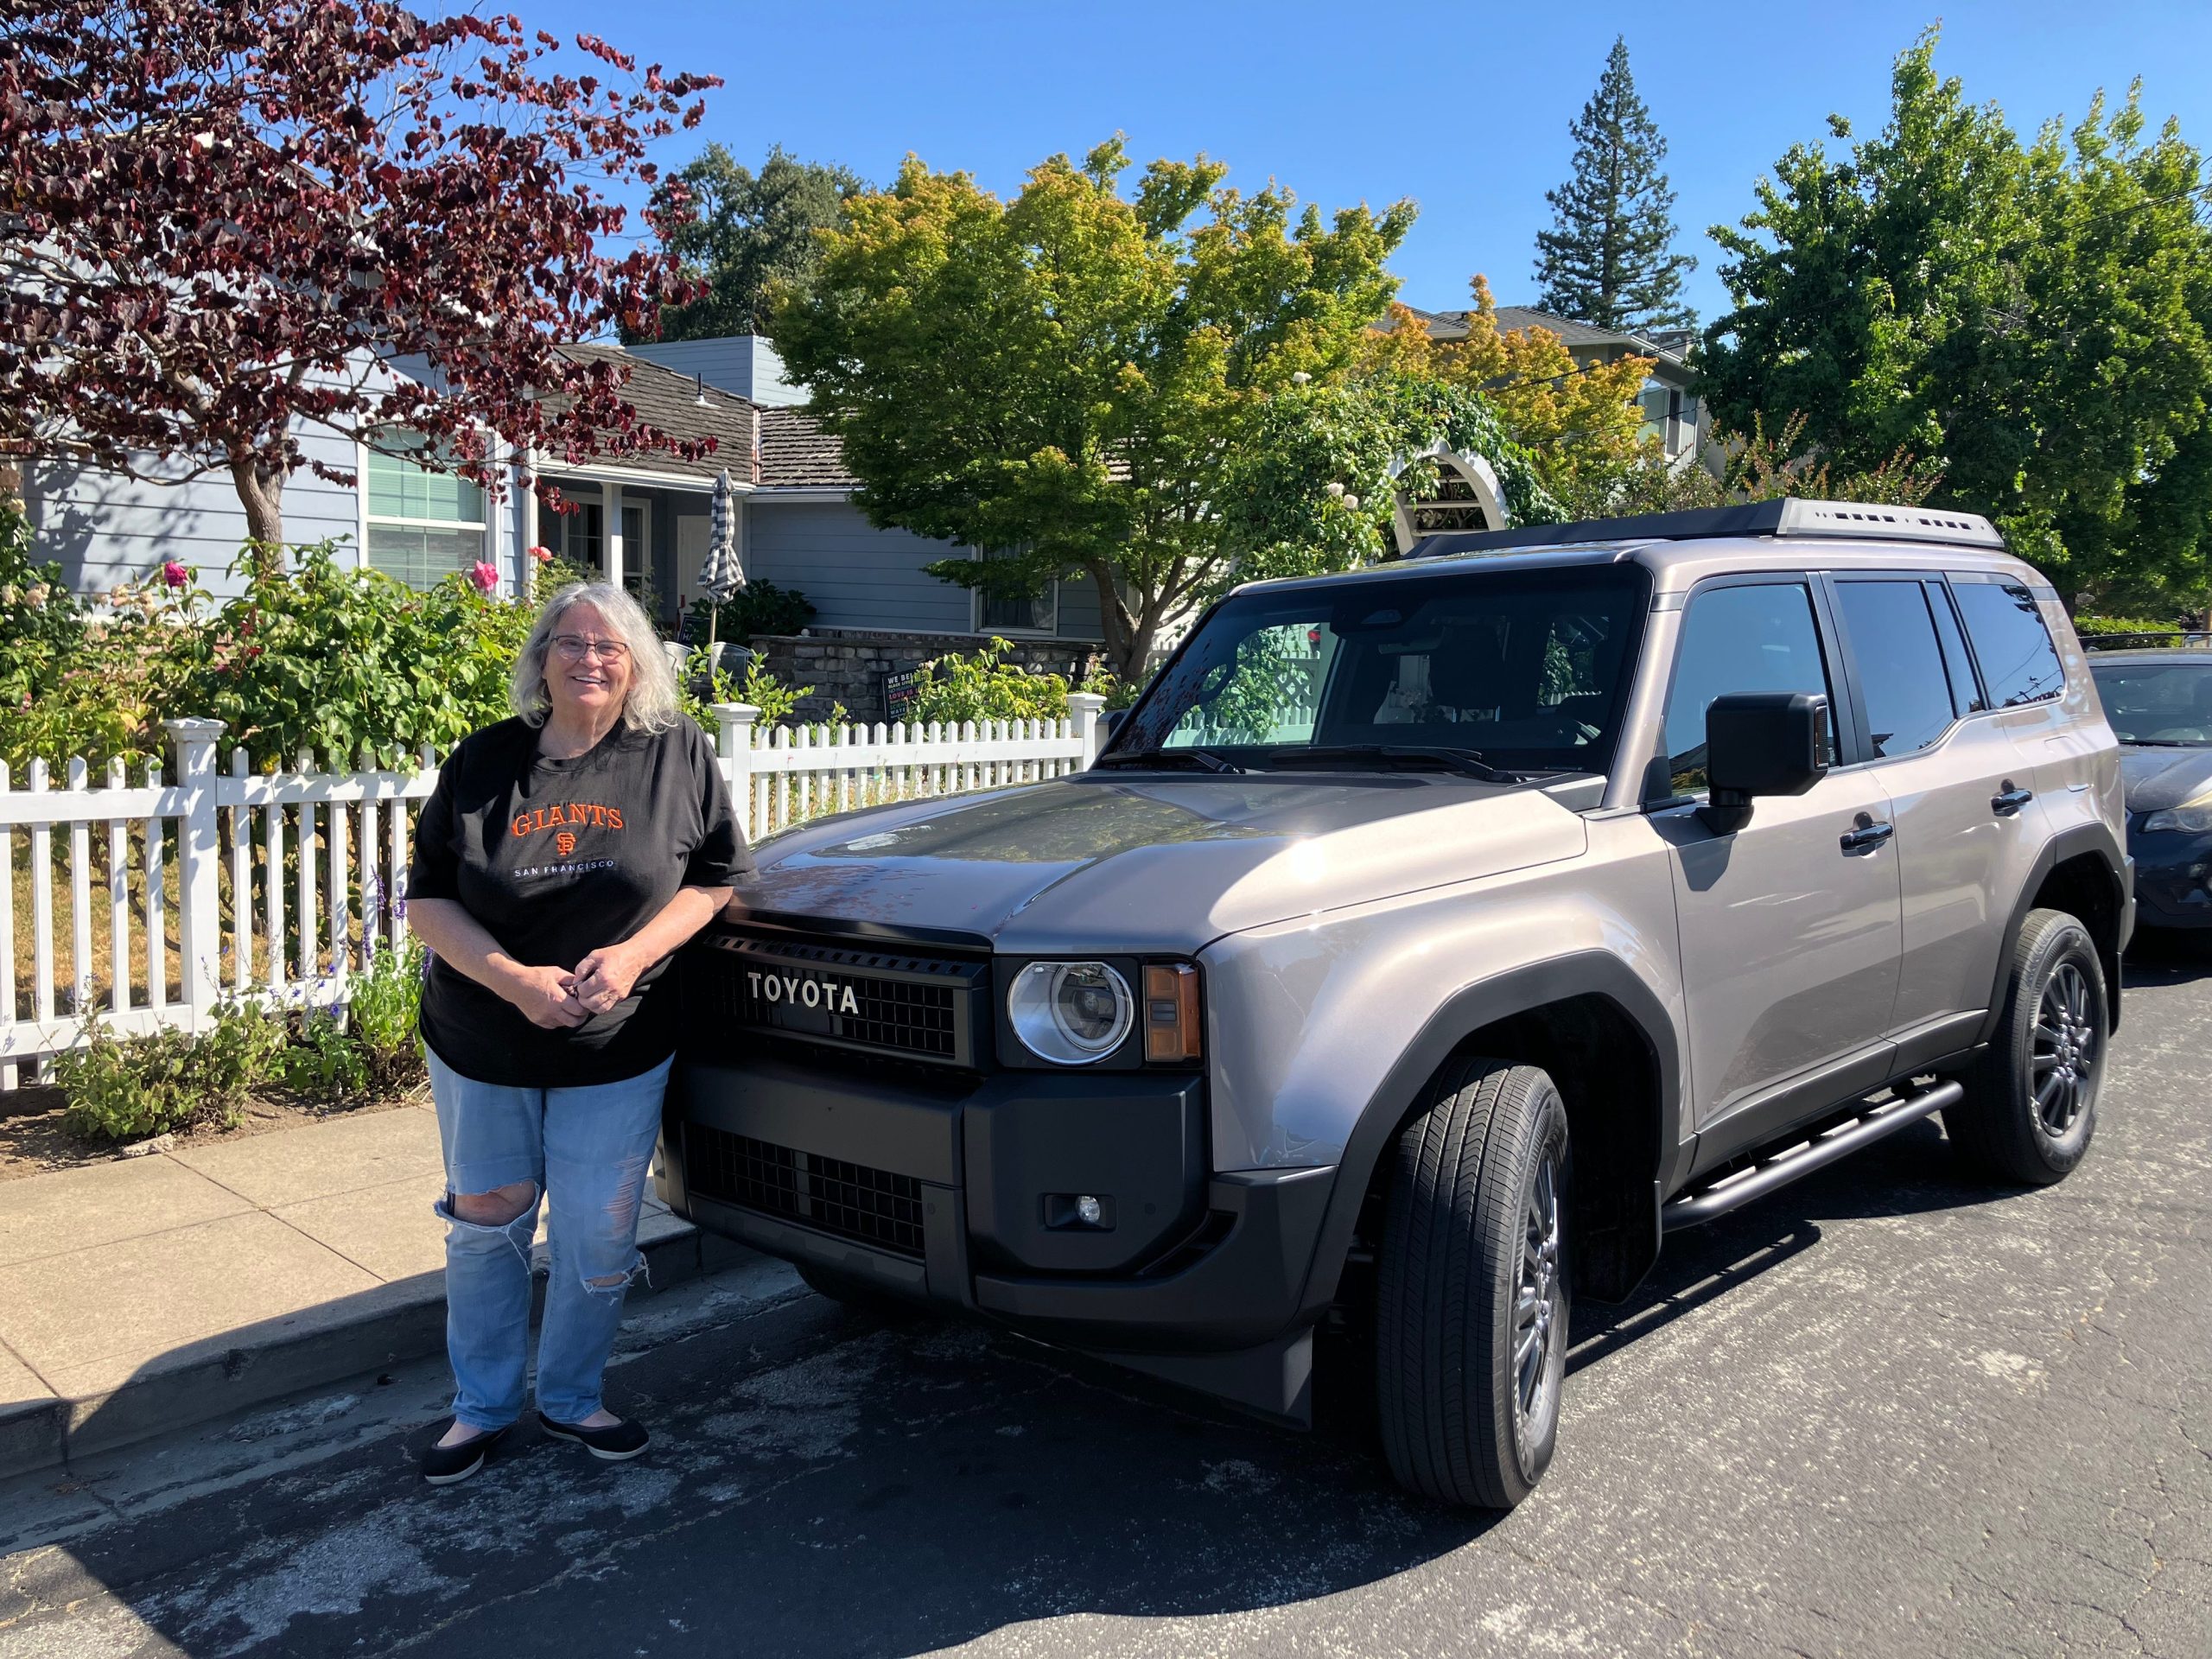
[539, 1414, 651, 1461]
[421, 1421, 509, 1485]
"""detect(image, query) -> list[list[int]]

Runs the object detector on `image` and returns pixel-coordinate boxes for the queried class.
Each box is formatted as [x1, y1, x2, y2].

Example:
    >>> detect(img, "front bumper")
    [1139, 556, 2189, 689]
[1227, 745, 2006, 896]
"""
[658, 1051, 1336, 1420]
[2128, 826, 2212, 931]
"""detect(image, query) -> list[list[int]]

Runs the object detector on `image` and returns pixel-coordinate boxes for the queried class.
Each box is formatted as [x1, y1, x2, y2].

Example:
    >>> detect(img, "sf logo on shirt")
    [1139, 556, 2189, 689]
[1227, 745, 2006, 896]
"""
[511, 802, 621, 863]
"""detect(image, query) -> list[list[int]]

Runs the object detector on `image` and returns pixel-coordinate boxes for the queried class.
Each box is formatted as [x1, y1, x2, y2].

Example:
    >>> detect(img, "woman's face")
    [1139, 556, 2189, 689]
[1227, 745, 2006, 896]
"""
[543, 602, 633, 726]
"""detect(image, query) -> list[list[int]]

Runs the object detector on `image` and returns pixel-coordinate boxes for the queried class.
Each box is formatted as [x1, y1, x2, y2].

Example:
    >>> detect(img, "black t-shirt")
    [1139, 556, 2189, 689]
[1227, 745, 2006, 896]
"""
[408, 715, 752, 1086]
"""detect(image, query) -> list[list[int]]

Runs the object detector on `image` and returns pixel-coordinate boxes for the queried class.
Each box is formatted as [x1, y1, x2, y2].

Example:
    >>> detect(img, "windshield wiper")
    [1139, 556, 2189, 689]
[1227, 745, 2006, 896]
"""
[1093, 747, 1246, 773]
[1259, 743, 1509, 781]
[2120, 738, 2210, 747]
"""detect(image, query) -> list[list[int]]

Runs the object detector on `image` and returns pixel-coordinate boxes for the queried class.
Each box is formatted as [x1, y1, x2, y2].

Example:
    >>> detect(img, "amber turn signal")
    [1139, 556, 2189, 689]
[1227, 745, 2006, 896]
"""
[1142, 963, 1201, 1063]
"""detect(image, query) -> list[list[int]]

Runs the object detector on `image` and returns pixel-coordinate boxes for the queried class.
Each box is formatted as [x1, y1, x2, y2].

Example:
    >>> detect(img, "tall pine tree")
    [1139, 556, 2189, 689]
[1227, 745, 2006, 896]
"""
[1533, 37, 1696, 332]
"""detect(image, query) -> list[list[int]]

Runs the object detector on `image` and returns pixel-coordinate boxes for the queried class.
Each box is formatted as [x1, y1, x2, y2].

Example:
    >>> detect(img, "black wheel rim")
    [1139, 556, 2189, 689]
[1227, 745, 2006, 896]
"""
[1511, 1146, 1565, 1463]
[2031, 959, 2098, 1137]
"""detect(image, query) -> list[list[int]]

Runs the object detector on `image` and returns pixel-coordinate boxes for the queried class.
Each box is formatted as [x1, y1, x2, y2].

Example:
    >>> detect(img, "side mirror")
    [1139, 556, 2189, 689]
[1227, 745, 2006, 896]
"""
[1699, 691, 1831, 834]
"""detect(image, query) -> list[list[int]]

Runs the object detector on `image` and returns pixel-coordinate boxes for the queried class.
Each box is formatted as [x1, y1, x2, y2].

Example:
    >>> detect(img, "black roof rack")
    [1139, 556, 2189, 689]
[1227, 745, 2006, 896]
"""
[1406, 497, 2005, 559]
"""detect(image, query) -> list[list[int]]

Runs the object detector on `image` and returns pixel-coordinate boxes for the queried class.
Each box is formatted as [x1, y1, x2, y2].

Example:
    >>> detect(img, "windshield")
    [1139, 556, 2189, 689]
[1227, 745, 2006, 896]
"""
[1110, 564, 1649, 774]
[2090, 659, 2212, 746]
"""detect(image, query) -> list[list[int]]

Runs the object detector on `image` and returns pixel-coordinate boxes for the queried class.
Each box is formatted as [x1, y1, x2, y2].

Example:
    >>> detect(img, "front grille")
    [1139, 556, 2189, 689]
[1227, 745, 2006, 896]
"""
[685, 929, 985, 1067]
[684, 1123, 925, 1258]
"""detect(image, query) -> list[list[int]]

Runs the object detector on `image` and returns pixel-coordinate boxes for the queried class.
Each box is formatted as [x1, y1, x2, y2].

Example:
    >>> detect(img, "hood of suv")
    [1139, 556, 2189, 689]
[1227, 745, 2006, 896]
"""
[732, 772, 1589, 955]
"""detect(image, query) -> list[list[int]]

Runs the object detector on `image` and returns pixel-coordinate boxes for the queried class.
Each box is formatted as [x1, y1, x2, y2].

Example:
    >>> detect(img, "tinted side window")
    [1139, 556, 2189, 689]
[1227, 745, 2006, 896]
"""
[1924, 581, 1987, 714]
[1835, 580, 1958, 758]
[1662, 582, 1835, 796]
[1953, 580, 2064, 708]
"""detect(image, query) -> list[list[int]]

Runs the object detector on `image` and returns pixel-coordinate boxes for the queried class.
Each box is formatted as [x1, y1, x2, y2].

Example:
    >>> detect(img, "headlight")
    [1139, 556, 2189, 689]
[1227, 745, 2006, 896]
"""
[2142, 803, 2212, 835]
[1007, 961, 1134, 1065]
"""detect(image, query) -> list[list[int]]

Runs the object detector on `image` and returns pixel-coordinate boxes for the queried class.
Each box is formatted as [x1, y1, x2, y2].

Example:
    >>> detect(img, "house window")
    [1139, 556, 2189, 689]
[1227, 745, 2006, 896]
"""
[976, 547, 1058, 634]
[365, 435, 486, 589]
[549, 497, 605, 569]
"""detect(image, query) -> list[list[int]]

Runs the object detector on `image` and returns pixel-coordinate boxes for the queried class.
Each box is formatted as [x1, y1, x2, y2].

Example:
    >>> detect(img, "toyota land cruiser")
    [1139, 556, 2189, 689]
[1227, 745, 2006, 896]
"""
[660, 499, 2131, 1510]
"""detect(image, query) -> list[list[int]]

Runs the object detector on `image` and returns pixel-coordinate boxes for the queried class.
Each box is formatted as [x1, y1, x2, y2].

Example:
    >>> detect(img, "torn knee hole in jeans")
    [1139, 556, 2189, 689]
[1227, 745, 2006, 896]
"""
[436, 1184, 539, 1269]
[582, 1251, 650, 1299]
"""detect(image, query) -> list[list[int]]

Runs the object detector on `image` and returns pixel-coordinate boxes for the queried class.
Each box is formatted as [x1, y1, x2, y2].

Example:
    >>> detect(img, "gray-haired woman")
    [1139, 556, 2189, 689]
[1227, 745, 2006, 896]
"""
[404, 582, 750, 1484]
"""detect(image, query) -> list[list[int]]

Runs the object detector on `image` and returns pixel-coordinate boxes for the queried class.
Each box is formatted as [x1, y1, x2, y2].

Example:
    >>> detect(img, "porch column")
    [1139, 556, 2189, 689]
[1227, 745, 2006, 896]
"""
[605, 480, 625, 591]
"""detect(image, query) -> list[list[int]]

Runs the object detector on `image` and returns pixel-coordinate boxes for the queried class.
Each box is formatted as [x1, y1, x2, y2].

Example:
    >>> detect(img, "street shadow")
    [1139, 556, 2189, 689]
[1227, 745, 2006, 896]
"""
[21, 954, 2199, 1655]
[22, 1194, 1859, 1659]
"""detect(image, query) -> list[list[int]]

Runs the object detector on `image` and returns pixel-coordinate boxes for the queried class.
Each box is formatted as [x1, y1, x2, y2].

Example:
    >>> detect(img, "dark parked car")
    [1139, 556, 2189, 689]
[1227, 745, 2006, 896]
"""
[2088, 650, 2212, 939]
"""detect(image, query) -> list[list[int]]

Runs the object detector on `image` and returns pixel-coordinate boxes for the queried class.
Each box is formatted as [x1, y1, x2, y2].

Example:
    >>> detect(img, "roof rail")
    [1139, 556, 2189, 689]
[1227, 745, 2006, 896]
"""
[1405, 498, 2005, 559]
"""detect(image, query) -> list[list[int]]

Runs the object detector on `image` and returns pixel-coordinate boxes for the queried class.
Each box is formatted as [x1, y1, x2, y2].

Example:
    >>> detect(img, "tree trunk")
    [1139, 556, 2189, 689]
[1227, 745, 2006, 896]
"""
[228, 454, 287, 581]
[1090, 563, 1142, 680]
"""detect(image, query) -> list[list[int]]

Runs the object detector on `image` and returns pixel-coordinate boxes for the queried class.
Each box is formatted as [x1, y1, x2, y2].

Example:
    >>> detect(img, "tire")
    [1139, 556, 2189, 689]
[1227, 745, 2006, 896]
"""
[1945, 907, 2107, 1185]
[1374, 1056, 1572, 1510]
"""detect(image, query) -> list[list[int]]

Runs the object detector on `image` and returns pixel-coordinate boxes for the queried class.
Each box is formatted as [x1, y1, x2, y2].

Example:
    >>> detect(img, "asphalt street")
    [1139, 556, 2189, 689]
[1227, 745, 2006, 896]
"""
[3, 944, 2208, 1659]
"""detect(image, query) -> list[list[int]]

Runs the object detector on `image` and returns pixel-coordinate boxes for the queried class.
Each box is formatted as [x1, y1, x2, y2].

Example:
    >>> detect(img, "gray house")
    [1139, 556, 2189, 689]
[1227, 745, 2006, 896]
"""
[22, 335, 1107, 716]
[1395, 303, 1714, 467]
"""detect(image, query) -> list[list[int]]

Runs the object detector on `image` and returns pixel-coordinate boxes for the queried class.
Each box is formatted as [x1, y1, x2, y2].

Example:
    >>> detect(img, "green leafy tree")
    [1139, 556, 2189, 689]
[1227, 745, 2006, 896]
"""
[1701, 30, 2212, 609]
[1224, 373, 1560, 581]
[769, 137, 1414, 678]
[1533, 37, 1697, 332]
[636, 144, 868, 340]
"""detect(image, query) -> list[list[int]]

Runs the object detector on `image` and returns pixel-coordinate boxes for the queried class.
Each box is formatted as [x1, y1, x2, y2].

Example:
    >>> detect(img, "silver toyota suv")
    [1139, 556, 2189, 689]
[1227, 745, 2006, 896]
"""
[662, 499, 2131, 1510]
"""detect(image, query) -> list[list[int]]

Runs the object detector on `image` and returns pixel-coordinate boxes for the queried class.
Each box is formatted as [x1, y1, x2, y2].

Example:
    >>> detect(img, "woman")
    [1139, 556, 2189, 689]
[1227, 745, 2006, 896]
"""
[406, 581, 749, 1485]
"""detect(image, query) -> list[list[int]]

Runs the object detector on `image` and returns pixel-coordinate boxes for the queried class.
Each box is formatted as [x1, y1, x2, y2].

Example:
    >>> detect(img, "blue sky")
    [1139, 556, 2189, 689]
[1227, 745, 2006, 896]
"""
[531, 0, 2212, 327]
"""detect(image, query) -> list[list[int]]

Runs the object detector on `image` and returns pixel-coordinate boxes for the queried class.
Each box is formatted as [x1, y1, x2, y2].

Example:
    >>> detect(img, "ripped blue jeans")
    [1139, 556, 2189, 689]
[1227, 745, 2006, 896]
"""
[427, 1048, 672, 1431]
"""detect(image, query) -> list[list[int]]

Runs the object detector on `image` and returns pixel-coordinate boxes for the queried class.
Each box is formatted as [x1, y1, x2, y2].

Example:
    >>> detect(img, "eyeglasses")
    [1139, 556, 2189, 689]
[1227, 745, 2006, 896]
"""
[550, 634, 631, 664]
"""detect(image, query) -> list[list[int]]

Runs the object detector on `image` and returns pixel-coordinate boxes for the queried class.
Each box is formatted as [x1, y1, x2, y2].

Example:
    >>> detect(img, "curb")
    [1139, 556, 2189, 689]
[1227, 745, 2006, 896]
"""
[0, 1216, 744, 1481]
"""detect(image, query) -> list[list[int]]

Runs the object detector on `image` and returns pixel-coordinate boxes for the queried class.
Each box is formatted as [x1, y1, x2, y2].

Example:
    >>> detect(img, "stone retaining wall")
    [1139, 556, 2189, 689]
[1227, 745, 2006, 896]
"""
[744, 630, 1108, 722]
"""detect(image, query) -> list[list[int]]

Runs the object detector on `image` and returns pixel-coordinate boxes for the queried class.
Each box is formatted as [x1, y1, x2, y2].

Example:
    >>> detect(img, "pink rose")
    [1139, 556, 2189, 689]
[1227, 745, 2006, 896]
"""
[469, 561, 499, 594]
[162, 560, 188, 589]
[526, 543, 553, 563]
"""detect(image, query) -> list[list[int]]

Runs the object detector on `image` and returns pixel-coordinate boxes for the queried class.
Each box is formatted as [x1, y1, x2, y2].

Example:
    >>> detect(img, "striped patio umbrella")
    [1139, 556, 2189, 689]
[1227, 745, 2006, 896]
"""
[698, 467, 746, 652]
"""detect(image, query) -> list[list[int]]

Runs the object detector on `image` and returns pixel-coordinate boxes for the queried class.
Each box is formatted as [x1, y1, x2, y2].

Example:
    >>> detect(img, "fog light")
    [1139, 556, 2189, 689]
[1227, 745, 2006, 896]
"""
[1076, 1194, 1103, 1226]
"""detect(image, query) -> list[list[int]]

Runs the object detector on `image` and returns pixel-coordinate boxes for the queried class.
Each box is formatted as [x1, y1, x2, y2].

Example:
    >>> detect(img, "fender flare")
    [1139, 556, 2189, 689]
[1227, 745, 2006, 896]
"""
[1976, 820, 2132, 1043]
[1294, 950, 1683, 1316]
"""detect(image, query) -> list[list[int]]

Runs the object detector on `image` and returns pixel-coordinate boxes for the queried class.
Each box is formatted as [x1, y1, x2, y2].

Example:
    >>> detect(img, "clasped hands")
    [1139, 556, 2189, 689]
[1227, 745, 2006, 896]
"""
[503, 945, 644, 1029]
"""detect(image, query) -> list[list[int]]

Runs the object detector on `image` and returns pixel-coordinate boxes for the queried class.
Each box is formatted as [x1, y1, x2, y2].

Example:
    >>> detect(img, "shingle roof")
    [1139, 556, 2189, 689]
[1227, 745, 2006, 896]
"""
[543, 343, 759, 481]
[1396, 304, 1688, 362]
[757, 407, 856, 489]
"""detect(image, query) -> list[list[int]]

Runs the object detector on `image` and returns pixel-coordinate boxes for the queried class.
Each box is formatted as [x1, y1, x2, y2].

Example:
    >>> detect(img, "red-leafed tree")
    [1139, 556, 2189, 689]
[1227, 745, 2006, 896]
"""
[0, 3, 719, 565]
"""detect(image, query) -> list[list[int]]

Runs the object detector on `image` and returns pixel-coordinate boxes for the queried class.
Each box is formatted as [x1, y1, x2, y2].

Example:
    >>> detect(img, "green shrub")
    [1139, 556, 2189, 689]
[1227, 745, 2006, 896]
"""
[183, 543, 537, 766]
[281, 1012, 372, 1101]
[682, 580, 816, 646]
[2075, 613, 2176, 637]
[908, 639, 1069, 726]
[348, 938, 427, 1090]
[680, 654, 839, 732]
[0, 493, 196, 774]
[54, 1000, 286, 1141]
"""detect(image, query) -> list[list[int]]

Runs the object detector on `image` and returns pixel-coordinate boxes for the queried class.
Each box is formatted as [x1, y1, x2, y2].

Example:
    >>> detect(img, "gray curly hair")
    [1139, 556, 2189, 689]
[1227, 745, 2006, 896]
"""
[511, 582, 681, 733]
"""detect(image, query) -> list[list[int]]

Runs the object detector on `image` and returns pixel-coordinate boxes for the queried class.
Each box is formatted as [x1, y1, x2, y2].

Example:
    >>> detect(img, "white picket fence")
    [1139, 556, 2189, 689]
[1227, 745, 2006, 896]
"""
[0, 695, 1105, 1087]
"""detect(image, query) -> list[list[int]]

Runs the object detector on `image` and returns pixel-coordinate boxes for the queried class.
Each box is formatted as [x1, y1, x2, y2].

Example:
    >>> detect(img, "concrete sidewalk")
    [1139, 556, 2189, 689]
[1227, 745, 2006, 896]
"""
[0, 1101, 733, 1478]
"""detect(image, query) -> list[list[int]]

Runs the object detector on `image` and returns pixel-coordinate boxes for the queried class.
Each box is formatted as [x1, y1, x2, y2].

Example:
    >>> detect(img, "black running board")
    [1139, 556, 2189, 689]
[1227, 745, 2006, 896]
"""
[1662, 1080, 1965, 1231]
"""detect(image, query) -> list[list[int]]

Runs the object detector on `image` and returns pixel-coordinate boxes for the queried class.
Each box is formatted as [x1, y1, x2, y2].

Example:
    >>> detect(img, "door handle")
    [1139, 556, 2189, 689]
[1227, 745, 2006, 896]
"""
[1992, 787, 2033, 817]
[1840, 821, 1895, 853]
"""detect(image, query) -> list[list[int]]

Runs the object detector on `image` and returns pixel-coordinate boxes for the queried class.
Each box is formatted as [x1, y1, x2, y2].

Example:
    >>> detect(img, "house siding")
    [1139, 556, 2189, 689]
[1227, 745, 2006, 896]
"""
[625, 337, 805, 407]
[25, 424, 366, 601]
[24, 349, 533, 601]
[743, 499, 976, 633]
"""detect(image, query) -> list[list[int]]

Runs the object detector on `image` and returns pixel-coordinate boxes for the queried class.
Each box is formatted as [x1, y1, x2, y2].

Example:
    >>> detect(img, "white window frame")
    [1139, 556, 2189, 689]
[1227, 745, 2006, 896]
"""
[620, 496, 652, 598]
[361, 430, 490, 588]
